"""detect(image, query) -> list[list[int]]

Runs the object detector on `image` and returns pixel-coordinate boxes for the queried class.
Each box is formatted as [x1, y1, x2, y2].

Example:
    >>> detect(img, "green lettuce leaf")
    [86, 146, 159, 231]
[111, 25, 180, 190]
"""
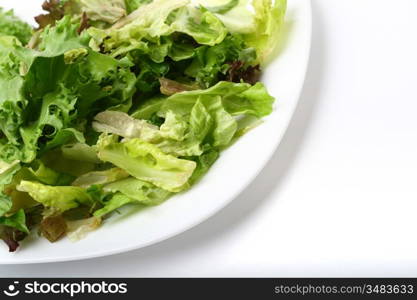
[78, 0, 127, 25]
[124, 0, 153, 14]
[96, 134, 196, 192]
[0, 209, 29, 234]
[0, 161, 21, 216]
[187, 149, 219, 184]
[36, 0, 128, 29]
[0, 8, 32, 45]
[61, 143, 100, 163]
[159, 81, 274, 118]
[88, 0, 227, 59]
[17, 181, 93, 212]
[185, 34, 257, 88]
[197, 0, 286, 64]
[0, 16, 137, 164]
[93, 192, 134, 217]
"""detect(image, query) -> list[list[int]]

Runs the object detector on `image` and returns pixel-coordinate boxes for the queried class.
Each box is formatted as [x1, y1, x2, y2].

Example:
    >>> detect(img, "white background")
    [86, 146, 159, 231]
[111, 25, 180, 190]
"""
[2, 0, 417, 276]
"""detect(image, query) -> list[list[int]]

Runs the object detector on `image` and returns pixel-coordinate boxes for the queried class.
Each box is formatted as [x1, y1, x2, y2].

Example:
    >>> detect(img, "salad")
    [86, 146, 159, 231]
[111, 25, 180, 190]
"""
[0, 0, 286, 252]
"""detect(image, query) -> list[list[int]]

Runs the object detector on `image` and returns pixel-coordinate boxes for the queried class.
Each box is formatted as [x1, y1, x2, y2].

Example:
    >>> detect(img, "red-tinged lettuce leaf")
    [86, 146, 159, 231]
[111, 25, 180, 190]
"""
[226, 61, 261, 85]
[0, 209, 29, 234]
[35, 0, 67, 29]
[36, 0, 128, 30]
[185, 34, 257, 88]
[0, 209, 29, 252]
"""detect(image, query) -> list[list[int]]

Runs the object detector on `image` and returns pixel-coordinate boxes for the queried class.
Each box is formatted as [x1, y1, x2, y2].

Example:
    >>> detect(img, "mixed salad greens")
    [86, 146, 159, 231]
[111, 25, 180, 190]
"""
[0, 0, 286, 252]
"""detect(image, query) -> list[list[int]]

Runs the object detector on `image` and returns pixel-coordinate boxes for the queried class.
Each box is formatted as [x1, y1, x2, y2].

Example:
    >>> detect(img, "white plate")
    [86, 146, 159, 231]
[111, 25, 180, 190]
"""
[0, 0, 312, 264]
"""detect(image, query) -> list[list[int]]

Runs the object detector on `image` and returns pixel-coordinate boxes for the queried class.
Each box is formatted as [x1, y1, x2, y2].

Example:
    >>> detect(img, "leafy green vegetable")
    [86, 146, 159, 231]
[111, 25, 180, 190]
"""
[78, 0, 127, 25]
[206, 0, 239, 14]
[0, 8, 32, 44]
[0, 161, 21, 216]
[61, 143, 100, 163]
[158, 81, 274, 118]
[185, 34, 257, 88]
[0, 209, 29, 234]
[124, 0, 153, 14]
[17, 181, 93, 212]
[97, 134, 196, 192]
[188, 149, 219, 184]
[93, 111, 160, 141]
[94, 177, 170, 216]
[89, 0, 227, 59]
[0, 16, 136, 164]
[36, 0, 128, 29]
[244, 0, 287, 64]
[129, 81, 274, 156]
[199, 0, 287, 64]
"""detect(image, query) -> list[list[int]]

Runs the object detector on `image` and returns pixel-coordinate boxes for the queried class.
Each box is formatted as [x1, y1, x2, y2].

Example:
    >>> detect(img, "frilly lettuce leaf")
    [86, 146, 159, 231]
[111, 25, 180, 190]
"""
[0, 8, 32, 45]
[185, 34, 257, 88]
[158, 81, 274, 118]
[41, 148, 96, 177]
[187, 148, 219, 184]
[37, 16, 90, 56]
[2, 160, 73, 217]
[36, 0, 128, 29]
[0, 16, 136, 164]
[94, 177, 171, 216]
[88, 0, 227, 59]
[93, 193, 134, 217]
[197, 0, 287, 64]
